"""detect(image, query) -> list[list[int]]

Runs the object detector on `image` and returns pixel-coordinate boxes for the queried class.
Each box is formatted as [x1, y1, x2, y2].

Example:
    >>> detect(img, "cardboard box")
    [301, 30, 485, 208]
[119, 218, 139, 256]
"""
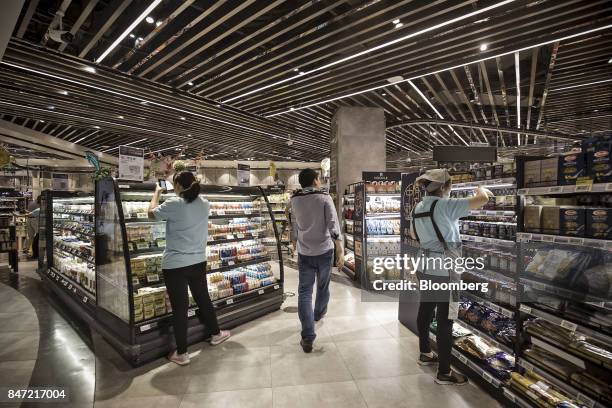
[541, 206, 560, 235]
[524, 205, 543, 233]
[524, 160, 541, 187]
[540, 158, 559, 186]
[586, 208, 612, 239]
[559, 153, 587, 185]
[559, 207, 585, 237]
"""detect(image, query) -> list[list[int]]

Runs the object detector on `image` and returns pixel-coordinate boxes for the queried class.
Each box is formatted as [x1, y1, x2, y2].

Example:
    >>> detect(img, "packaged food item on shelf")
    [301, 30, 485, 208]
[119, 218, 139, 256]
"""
[524, 205, 543, 232]
[455, 335, 499, 359]
[584, 135, 612, 183]
[559, 152, 587, 185]
[586, 208, 612, 239]
[524, 160, 542, 187]
[540, 206, 586, 237]
[509, 371, 582, 408]
[540, 157, 559, 186]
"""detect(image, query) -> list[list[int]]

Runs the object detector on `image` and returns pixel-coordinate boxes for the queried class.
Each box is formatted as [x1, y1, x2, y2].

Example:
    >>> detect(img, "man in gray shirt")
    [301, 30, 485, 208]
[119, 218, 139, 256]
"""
[290, 169, 343, 352]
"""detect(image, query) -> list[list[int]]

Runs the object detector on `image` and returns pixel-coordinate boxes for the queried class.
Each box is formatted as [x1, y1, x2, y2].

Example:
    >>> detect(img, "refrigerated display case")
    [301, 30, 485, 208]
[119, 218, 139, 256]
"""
[40, 178, 285, 365]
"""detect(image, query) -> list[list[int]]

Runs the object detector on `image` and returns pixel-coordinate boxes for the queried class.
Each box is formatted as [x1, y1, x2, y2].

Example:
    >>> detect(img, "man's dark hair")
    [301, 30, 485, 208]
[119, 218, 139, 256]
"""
[298, 168, 319, 188]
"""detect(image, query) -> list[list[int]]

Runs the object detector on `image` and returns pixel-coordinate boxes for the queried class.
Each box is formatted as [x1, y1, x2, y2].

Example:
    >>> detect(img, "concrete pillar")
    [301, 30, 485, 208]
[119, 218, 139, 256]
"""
[330, 106, 386, 212]
[0, 0, 25, 61]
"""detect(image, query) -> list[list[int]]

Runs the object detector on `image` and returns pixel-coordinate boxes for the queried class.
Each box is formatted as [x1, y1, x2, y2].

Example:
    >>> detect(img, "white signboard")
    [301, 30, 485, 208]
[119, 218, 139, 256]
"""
[118, 146, 144, 181]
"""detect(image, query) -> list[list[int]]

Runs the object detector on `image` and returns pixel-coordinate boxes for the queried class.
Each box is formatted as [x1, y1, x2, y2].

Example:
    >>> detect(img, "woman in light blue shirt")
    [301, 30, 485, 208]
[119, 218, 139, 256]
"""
[148, 171, 230, 365]
[410, 169, 491, 385]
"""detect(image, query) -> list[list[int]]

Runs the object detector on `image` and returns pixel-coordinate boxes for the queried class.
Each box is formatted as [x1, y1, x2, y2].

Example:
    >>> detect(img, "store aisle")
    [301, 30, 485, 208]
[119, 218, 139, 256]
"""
[0, 261, 499, 408]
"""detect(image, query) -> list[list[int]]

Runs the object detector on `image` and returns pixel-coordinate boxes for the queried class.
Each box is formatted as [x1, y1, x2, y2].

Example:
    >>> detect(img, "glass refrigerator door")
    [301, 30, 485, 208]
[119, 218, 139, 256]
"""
[96, 178, 130, 322]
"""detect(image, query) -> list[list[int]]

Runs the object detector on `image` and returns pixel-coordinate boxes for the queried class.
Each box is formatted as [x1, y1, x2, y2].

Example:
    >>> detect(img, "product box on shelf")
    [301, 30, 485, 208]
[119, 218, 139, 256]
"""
[586, 208, 612, 239]
[583, 135, 612, 183]
[558, 152, 586, 185]
[524, 205, 542, 232]
[524, 160, 541, 187]
[541, 206, 586, 236]
[540, 157, 558, 186]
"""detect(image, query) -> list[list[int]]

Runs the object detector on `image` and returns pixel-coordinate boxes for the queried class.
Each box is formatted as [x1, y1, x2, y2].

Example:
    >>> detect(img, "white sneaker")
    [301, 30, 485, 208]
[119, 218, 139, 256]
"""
[168, 350, 190, 366]
[210, 330, 231, 345]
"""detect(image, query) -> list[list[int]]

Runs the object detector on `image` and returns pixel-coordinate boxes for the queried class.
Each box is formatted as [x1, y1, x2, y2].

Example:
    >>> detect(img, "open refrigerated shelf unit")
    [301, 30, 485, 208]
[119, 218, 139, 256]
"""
[40, 178, 284, 365]
[341, 172, 402, 286]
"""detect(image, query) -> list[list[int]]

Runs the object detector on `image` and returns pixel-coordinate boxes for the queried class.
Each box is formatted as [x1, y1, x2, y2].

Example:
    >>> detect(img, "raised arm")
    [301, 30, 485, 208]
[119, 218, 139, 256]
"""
[468, 186, 493, 210]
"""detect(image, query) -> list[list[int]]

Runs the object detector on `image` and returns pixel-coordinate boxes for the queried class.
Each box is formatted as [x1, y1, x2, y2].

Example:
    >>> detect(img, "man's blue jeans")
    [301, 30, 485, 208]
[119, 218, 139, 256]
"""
[297, 249, 334, 342]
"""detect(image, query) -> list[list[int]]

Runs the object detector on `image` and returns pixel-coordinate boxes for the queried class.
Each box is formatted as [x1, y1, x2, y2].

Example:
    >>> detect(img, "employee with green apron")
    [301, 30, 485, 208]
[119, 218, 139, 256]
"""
[410, 169, 492, 385]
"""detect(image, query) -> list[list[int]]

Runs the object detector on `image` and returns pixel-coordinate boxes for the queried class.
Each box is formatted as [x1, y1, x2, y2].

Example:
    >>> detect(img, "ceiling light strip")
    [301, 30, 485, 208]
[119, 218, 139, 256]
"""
[407, 80, 468, 146]
[222, 0, 516, 103]
[549, 78, 612, 92]
[265, 24, 612, 117]
[0, 61, 324, 151]
[96, 0, 163, 63]
[515, 51, 521, 146]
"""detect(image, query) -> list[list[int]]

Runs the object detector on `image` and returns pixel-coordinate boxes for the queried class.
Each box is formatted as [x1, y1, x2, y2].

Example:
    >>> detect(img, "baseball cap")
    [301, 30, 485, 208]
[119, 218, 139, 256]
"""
[415, 169, 451, 192]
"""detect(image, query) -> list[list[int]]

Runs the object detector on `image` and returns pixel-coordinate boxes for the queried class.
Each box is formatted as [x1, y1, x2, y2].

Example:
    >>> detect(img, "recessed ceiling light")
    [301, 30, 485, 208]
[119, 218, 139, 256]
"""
[82, 66, 96, 74]
[145, 16, 154, 24]
[155, 20, 162, 27]
[480, 43, 488, 51]
[395, 23, 403, 29]
[381, 92, 387, 96]
[137, 37, 144, 42]
[58, 90, 69, 95]
[392, 19, 400, 24]
[299, 71, 305, 75]
[608, 57, 612, 63]
[290, 107, 295, 111]
[48, 105, 55, 110]
[187, 81, 194, 86]
[387, 75, 404, 83]
[93, 125, 101, 129]
[40, 120, 45, 123]
[118, 115, 124, 119]
[180, 116, 186, 120]
[187, 133, 191, 136]
[293, 68, 299, 72]
[129, 33, 135, 38]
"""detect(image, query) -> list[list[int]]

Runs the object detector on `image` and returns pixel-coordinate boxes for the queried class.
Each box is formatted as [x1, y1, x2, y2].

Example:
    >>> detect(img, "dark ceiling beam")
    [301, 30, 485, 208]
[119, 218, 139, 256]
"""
[78, 0, 133, 59]
[15, 0, 39, 38]
[58, 0, 99, 52]
[535, 42, 560, 131]
[162, 0, 286, 84]
[183, 0, 336, 91]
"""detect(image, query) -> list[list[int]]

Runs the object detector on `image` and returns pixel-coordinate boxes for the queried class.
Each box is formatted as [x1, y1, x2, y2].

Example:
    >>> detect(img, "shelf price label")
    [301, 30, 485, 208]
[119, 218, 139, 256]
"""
[226, 298, 234, 305]
[575, 184, 592, 193]
[217, 210, 225, 216]
[547, 186, 562, 194]
[560, 319, 578, 332]
[519, 304, 532, 314]
[227, 260, 235, 266]
[569, 237, 584, 246]
[274, 284, 280, 290]
[226, 234, 234, 240]
[576, 392, 596, 408]
[140, 324, 152, 332]
[542, 235, 555, 243]
[258, 289, 264, 295]
[244, 210, 251, 215]
[482, 372, 494, 384]
[606, 183, 612, 192]
[503, 389, 517, 403]
[236, 233, 245, 239]
[520, 359, 535, 372]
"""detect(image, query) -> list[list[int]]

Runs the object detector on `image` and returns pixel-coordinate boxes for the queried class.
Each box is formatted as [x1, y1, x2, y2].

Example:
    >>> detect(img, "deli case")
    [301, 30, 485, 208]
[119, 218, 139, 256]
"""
[40, 178, 285, 365]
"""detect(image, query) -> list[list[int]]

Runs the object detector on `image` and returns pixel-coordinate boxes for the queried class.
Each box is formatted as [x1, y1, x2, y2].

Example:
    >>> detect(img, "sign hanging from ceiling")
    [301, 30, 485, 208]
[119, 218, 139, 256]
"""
[237, 163, 250, 186]
[118, 146, 144, 182]
[52, 174, 69, 190]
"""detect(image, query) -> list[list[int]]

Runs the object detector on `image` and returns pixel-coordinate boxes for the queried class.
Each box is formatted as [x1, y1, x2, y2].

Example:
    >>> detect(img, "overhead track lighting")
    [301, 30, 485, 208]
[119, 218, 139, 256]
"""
[96, 0, 162, 63]
[264, 24, 612, 118]
[480, 43, 488, 51]
[222, 0, 515, 103]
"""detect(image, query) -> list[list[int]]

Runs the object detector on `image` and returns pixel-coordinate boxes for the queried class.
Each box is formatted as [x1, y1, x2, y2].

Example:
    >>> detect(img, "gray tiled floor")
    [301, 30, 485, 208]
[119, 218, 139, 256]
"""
[0, 260, 501, 407]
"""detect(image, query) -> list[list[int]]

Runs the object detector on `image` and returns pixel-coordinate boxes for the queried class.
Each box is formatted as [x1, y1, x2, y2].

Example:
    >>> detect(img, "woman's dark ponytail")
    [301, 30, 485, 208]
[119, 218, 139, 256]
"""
[173, 171, 200, 203]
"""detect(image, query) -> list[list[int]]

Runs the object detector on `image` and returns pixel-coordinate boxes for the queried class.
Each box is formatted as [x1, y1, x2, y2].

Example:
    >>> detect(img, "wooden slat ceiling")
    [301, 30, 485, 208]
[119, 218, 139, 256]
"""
[2, 0, 611, 162]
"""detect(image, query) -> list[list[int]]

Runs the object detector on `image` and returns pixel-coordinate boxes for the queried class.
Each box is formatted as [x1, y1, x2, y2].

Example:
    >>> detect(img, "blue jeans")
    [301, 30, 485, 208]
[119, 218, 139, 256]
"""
[298, 249, 334, 342]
